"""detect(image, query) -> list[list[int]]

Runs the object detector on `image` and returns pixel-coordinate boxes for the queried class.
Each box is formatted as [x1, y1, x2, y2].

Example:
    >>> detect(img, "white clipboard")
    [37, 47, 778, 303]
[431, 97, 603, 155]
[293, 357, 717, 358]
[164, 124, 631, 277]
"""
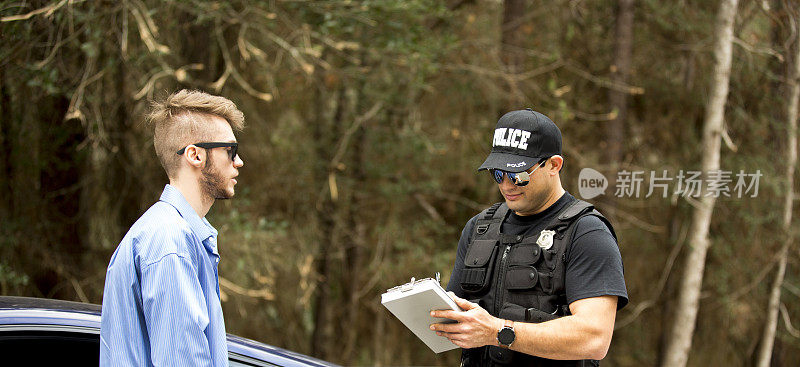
[381, 276, 462, 353]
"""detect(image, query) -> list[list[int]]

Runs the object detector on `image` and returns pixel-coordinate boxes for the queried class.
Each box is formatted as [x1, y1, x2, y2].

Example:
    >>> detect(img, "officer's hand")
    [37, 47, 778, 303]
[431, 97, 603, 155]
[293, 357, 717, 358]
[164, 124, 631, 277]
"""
[429, 293, 503, 349]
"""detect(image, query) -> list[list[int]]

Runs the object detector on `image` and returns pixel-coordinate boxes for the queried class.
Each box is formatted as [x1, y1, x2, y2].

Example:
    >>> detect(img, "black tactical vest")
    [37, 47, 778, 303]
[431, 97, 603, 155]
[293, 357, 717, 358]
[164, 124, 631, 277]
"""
[459, 199, 617, 367]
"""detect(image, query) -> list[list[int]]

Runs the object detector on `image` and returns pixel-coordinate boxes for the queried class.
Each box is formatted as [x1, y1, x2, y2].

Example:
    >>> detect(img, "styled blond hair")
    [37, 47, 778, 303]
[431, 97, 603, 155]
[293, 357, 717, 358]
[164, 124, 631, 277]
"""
[147, 89, 245, 178]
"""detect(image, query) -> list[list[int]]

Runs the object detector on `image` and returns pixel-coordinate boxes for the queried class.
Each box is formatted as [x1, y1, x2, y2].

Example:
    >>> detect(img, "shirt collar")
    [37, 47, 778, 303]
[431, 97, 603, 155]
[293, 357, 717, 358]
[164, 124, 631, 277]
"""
[159, 184, 219, 256]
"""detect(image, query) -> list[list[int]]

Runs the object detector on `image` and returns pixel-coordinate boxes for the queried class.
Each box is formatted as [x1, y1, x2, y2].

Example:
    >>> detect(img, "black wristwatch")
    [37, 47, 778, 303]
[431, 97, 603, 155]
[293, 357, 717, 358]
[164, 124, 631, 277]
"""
[497, 320, 515, 348]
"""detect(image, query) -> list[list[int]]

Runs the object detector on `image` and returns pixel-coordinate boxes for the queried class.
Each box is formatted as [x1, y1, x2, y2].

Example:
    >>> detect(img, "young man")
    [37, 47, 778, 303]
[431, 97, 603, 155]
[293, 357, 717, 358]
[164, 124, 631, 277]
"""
[100, 89, 245, 366]
[431, 109, 628, 366]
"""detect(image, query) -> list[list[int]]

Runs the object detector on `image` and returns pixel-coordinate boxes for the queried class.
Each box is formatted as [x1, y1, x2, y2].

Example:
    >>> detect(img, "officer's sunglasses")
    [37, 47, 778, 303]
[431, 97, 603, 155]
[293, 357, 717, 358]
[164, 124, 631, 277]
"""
[490, 158, 549, 187]
[176, 142, 239, 161]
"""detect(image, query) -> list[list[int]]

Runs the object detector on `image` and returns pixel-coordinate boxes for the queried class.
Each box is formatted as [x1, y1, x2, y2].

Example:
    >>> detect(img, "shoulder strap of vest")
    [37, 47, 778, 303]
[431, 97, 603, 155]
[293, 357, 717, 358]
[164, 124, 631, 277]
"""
[471, 202, 508, 238]
[482, 202, 506, 220]
[475, 202, 508, 224]
[552, 199, 615, 237]
[536, 198, 595, 237]
[557, 198, 595, 221]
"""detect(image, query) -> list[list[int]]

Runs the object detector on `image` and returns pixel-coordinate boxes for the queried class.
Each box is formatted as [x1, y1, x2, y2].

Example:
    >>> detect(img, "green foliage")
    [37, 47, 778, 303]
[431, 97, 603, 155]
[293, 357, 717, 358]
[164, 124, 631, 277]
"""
[0, 263, 29, 289]
[24, 67, 61, 95]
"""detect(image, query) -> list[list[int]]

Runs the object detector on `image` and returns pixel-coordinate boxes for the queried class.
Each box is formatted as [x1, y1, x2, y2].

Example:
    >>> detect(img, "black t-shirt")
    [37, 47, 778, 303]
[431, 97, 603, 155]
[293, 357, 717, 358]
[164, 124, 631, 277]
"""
[446, 192, 629, 310]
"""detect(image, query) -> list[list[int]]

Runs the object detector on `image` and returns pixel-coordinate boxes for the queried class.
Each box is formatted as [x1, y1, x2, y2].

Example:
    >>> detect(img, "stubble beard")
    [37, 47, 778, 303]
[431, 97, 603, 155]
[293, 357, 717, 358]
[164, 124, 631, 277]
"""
[201, 160, 233, 201]
[507, 183, 551, 215]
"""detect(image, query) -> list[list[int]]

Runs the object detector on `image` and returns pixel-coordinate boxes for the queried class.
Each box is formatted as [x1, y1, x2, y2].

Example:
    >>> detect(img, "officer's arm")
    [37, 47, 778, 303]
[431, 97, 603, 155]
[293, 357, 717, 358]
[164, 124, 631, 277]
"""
[506, 295, 617, 360]
[431, 294, 618, 360]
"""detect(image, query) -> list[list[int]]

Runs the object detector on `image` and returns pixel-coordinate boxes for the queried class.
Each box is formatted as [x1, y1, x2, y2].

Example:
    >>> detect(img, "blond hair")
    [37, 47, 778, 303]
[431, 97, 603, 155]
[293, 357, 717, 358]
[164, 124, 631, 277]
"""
[147, 89, 245, 178]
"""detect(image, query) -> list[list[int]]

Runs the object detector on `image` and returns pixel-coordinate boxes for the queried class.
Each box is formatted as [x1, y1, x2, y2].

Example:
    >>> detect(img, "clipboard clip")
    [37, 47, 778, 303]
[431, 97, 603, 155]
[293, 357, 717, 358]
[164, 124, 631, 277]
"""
[400, 277, 416, 292]
[386, 273, 443, 293]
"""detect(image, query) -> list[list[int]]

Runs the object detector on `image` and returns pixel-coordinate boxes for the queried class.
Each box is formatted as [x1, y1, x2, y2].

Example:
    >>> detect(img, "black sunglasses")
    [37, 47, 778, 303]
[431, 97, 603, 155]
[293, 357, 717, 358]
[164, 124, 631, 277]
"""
[176, 142, 239, 161]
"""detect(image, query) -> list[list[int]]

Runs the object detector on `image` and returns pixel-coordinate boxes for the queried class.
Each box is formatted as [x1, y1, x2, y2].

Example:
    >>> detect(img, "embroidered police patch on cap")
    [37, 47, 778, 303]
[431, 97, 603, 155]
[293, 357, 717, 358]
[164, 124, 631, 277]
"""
[536, 230, 555, 250]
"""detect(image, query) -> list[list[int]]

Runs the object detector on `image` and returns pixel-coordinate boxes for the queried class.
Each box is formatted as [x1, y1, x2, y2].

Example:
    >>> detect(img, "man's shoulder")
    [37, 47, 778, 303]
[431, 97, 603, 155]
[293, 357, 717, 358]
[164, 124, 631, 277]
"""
[456, 207, 494, 246]
[568, 214, 619, 260]
[124, 202, 196, 265]
[457, 213, 480, 241]
[466, 212, 482, 226]
[128, 201, 192, 238]
[573, 214, 613, 235]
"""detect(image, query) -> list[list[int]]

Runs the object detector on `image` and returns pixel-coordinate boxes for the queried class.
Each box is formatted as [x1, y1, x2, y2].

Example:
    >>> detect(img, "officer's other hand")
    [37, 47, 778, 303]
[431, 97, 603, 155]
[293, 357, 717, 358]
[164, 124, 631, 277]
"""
[429, 294, 503, 349]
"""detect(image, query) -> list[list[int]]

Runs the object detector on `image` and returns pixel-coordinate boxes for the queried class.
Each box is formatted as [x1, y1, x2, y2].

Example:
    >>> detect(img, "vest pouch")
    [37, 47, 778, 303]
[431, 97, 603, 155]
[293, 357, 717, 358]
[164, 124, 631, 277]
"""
[542, 247, 560, 270]
[538, 271, 555, 294]
[505, 266, 538, 290]
[508, 244, 541, 266]
[488, 345, 513, 365]
[498, 302, 526, 321]
[525, 306, 560, 323]
[460, 240, 498, 294]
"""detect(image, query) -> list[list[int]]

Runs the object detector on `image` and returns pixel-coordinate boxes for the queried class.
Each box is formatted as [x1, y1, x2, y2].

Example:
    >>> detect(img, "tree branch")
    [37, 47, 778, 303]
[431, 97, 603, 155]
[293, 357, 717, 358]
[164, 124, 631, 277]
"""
[1, 0, 82, 22]
[219, 276, 274, 300]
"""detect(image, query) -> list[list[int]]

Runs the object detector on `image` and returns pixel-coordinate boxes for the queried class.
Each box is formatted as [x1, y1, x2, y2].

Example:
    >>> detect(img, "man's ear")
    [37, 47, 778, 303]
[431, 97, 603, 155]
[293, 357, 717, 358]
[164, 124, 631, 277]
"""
[182, 145, 205, 169]
[548, 155, 564, 174]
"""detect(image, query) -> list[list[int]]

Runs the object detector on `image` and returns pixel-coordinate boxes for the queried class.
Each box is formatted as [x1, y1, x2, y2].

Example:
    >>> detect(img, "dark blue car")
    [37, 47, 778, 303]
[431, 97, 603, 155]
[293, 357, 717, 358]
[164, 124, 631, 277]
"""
[0, 296, 338, 367]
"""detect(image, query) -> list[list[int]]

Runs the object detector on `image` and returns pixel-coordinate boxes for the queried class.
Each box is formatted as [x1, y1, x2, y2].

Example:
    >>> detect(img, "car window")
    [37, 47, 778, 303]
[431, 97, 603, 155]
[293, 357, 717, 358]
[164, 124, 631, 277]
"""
[0, 327, 282, 367]
[0, 330, 99, 365]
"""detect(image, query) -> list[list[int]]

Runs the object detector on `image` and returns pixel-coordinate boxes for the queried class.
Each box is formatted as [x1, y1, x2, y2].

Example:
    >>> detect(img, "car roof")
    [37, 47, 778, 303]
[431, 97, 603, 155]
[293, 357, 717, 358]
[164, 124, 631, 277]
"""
[0, 296, 102, 313]
[0, 296, 337, 367]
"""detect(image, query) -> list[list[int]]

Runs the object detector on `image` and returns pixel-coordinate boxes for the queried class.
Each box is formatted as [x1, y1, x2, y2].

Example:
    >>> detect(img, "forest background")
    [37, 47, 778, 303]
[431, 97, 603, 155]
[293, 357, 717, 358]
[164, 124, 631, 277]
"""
[2, 0, 799, 366]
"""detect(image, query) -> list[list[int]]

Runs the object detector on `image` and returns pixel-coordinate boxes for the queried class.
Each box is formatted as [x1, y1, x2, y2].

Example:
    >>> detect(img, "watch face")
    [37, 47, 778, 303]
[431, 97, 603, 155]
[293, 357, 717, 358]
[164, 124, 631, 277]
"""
[498, 327, 515, 345]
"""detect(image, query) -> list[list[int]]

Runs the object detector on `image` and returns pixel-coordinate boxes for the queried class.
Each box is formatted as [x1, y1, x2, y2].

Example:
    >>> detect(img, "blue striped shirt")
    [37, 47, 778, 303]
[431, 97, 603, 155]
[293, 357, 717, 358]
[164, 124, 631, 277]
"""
[100, 184, 228, 367]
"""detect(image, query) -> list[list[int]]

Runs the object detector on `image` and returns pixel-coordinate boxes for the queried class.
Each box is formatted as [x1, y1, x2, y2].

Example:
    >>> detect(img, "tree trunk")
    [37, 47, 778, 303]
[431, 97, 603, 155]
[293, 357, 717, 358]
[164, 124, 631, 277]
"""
[766, 0, 789, 152]
[660, 0, 738, 366]
[501, 0, 526, 109]
[756, 8, 799, 366]
[605, 0, 634, 216]
[0, 69, 11, 220]
[310, 84, 344, 359]
[340, 84, 364, 364]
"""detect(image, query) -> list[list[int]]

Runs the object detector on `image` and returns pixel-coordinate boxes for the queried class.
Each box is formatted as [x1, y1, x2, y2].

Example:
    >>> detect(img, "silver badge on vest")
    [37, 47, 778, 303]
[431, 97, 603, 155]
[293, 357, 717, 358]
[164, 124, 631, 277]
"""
[536, 230, 556, 250]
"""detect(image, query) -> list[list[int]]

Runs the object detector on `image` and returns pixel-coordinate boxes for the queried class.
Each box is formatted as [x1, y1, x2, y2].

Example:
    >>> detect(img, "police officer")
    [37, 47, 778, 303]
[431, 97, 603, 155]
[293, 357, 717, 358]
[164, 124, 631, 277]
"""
[430, 109, 628, 366]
